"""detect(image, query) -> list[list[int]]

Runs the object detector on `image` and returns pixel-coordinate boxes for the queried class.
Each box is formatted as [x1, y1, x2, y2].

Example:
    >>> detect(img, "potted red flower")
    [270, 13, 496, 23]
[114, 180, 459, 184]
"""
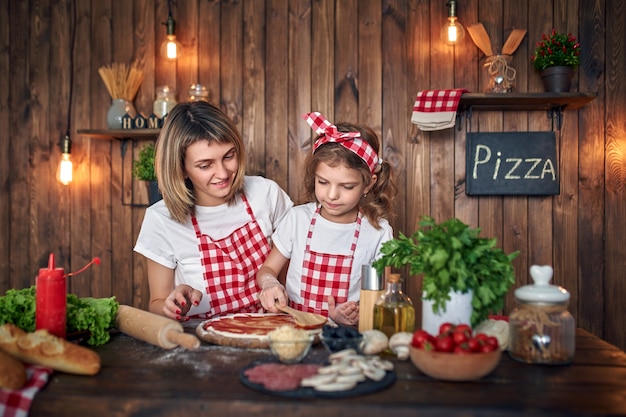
[531, 29, 581, 92]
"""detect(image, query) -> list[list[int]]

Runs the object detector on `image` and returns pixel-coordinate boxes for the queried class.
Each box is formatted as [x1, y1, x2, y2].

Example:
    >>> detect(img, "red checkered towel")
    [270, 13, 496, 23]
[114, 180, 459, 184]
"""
[0, 365, 53, 417]
[411, 89, 469, 131]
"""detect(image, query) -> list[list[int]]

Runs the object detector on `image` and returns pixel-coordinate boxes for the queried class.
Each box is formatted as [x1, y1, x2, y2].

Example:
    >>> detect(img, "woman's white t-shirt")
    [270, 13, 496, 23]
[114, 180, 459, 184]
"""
[271, 202, 393, 307]
[134, 176, 293, 315]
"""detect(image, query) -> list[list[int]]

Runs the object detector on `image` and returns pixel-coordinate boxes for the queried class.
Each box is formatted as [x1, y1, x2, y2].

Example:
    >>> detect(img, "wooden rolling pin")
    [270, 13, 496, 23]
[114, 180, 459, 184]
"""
[115, 305, 200, 350]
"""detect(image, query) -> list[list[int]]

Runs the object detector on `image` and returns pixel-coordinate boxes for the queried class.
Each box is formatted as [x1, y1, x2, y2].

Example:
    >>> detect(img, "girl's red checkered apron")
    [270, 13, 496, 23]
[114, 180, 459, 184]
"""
[191, 194, 269, 317]
[292, 205, 362, 315]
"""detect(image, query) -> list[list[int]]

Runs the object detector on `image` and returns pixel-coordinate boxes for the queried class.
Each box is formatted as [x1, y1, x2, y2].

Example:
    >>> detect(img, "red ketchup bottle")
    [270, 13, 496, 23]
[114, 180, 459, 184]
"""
[35, 253, 67, 338]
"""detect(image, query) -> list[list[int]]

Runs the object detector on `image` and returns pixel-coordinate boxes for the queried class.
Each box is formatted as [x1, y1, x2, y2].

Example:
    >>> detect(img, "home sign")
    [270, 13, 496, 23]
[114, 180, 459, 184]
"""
[465, 131, 559, 196]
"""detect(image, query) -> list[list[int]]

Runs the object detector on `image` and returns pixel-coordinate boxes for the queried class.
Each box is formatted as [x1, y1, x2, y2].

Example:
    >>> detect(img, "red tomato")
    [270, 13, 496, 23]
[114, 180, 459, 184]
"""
[467, 337, 480, 352]
[435, 334, 455, 352]
[474, 332, 489, 342]
[480, 343, 497, 353]
[438, 322, 456, 335]
[454, 324, 472, 335]
[454, 342, 472, 354]
[452, 330, 469, 345]
[422, 340, 435, 351]
[412, 330, 435, 348]
[486, 336, 499, 349]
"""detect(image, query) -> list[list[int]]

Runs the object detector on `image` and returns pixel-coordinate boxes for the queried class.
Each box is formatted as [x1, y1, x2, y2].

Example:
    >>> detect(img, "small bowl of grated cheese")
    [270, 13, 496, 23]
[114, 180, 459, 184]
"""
[268, 325, 314, 364]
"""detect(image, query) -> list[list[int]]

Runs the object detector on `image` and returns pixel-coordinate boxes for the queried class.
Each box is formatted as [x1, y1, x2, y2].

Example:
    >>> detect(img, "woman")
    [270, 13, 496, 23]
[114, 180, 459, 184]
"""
[134, 101, 293, 321]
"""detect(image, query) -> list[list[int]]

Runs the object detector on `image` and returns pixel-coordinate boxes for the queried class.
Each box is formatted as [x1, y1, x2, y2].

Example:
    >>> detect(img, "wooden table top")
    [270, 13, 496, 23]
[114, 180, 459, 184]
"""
[30, 324, 626, 417]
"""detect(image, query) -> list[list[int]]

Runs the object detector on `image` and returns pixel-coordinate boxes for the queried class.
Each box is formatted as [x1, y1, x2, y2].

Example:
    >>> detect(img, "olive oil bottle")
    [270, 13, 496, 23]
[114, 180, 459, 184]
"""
[372, 273, 415, 338]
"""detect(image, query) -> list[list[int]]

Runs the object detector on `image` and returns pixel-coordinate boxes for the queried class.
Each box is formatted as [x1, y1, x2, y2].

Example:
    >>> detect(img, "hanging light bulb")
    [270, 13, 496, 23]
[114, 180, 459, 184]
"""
[57, 134, 73, 185]
[58, 0, 76, 186]
[441, 0, 466, 46]
[160, 4, 182, 61]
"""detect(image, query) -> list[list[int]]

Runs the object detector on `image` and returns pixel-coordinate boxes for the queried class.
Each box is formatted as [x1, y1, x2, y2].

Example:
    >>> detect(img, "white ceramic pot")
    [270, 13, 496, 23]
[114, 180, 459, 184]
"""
[422, 289, 473, 335]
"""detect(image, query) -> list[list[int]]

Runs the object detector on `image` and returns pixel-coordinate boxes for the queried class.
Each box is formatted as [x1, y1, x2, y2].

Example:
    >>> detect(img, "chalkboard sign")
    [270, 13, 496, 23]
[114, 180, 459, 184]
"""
[466, 132, 559, 196]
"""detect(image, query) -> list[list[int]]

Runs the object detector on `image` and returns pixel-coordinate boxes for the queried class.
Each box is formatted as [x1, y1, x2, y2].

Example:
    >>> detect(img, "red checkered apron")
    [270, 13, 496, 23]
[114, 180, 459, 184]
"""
[292, 205, 362, 315]
[191, 194, 269, 317]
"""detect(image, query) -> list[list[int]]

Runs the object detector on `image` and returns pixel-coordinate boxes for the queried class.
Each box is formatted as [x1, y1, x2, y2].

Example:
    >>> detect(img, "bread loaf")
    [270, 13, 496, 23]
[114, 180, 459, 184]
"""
[0, 323, 101, 375]
[0, 348, 27, 390]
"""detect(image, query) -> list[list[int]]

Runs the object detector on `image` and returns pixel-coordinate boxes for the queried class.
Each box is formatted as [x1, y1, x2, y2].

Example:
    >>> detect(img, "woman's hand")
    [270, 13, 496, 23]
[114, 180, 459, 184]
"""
[327, 295, 359, 326]
[163, 284, 203, 321]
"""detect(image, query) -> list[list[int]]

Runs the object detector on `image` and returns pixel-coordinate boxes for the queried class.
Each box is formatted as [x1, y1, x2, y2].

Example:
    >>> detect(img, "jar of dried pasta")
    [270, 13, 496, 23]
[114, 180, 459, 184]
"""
[508, 265, 575, 365]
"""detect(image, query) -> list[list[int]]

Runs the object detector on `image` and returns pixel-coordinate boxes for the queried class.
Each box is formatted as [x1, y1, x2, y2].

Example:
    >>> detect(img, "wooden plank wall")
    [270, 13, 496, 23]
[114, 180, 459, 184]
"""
[1, 0, 624, 351]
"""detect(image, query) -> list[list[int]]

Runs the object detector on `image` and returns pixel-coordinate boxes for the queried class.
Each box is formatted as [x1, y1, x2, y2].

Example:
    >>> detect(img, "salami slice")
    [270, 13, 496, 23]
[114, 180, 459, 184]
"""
[244, 363, 320, 391]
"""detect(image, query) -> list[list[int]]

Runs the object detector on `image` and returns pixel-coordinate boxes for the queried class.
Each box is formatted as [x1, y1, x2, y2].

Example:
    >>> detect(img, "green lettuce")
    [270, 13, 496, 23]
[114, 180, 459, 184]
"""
[0, 286, 119, 346]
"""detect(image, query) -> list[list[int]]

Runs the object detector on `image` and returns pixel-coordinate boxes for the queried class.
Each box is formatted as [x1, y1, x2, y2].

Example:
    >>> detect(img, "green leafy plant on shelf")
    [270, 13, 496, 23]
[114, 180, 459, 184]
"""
[373, 216, 519, 327]
[132, 143, 156, 182]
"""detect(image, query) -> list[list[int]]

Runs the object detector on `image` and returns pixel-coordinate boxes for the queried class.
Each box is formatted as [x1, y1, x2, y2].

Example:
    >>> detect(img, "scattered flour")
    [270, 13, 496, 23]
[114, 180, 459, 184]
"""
[147, 340, 267, 378]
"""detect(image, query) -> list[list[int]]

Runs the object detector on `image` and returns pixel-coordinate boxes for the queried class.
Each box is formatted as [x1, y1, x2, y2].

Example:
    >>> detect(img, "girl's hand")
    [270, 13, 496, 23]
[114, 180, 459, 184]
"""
[163, 284, 203, 321]
[258, 275, 288, 313]
[327, 295, 359, 326]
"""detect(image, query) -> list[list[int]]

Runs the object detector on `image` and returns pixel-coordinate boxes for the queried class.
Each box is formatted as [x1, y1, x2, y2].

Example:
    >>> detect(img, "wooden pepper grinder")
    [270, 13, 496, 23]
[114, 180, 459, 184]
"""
[358, 264, 386, 332]
[36, 253, 67, 338]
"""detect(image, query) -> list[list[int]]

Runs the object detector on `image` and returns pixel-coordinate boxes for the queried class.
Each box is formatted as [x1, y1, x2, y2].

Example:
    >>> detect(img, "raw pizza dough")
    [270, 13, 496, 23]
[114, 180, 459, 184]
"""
[196, 313, 324, 348]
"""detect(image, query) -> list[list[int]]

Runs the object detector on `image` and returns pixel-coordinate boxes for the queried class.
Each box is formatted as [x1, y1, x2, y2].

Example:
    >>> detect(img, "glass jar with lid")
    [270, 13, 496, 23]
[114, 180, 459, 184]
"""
[508, 265, 575, 365]
[153, 86, 177, 118]
[187, 83, 209, 102]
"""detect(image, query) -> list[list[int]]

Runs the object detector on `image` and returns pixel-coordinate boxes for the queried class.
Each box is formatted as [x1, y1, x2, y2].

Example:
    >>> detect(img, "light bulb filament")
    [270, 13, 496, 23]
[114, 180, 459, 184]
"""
[58, 153, 73, 185]
[166, 36, 179, 59]
[447, 20, 459, 43]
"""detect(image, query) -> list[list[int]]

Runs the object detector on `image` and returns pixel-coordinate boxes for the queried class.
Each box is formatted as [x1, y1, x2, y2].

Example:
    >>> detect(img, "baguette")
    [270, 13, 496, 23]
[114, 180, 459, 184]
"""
[0, 348, 27, 390]
[0, 323, 101, 375]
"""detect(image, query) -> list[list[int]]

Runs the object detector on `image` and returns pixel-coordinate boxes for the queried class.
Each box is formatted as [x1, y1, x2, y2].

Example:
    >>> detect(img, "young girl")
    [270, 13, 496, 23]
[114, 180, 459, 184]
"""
[134, 101, 293, 321]
[257, 112, 397, 326]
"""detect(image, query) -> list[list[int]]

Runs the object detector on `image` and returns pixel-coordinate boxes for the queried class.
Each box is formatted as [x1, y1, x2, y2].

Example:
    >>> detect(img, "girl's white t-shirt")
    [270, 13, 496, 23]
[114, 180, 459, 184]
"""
[134, 176, 293, 315]
[271, 202, 393, 307]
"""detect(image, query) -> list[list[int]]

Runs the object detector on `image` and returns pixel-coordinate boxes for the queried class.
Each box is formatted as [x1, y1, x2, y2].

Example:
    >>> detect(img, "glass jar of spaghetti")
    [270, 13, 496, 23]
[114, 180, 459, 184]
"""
[508, 265, 575, 365]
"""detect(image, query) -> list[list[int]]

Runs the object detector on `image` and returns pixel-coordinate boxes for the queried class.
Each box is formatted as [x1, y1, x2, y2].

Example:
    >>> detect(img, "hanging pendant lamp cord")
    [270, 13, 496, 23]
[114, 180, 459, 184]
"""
[65, 0, 77, 137]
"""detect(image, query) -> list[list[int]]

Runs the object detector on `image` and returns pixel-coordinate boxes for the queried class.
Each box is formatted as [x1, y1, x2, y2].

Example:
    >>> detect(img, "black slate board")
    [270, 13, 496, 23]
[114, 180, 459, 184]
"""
[239, 356, 396, 399]
[466, 131, 559, 195]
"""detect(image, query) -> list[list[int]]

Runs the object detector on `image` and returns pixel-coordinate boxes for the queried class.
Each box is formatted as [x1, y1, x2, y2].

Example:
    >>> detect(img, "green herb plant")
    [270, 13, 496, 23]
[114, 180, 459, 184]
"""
[373, 216, 519, 327]
[531, 29, 580, 71]
[132, 143, 156, 181]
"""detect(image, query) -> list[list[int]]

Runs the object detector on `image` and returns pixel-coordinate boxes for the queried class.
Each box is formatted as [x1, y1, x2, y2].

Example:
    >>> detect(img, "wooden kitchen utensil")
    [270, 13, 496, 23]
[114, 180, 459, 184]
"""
[467, 23, 494, 56]
[276, 304, 327, 327]
[115, 305, 200, 350]
[502, 29, 527, 55]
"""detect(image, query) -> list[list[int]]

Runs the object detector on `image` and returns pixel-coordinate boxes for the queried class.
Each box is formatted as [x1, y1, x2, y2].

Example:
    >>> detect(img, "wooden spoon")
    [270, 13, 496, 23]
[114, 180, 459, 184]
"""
[467, 23, 493, 56]
[276, 304, 327, 327]
[502, 29, 527, 55]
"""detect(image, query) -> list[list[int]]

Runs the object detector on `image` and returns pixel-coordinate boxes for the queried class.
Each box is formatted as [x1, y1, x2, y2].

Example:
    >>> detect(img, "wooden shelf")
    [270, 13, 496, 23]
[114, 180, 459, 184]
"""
[77, 128, 159, 208]
[77, 129, 160, 140]
[458, 92, 597, 112]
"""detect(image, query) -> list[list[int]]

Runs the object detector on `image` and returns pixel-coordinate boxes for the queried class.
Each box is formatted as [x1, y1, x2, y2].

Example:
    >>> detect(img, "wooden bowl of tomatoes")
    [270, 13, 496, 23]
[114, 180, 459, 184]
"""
[409, 323, 502, 381]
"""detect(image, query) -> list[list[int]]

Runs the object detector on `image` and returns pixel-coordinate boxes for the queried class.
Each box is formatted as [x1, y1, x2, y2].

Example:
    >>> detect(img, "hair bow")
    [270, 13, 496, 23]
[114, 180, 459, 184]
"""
[301, 112, 379, 173]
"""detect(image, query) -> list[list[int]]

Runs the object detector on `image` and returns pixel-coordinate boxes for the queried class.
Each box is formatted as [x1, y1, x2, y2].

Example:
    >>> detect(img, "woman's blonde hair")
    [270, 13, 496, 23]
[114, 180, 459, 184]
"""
[155, 101, 246, 223]
[302, 122, 397, 228]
